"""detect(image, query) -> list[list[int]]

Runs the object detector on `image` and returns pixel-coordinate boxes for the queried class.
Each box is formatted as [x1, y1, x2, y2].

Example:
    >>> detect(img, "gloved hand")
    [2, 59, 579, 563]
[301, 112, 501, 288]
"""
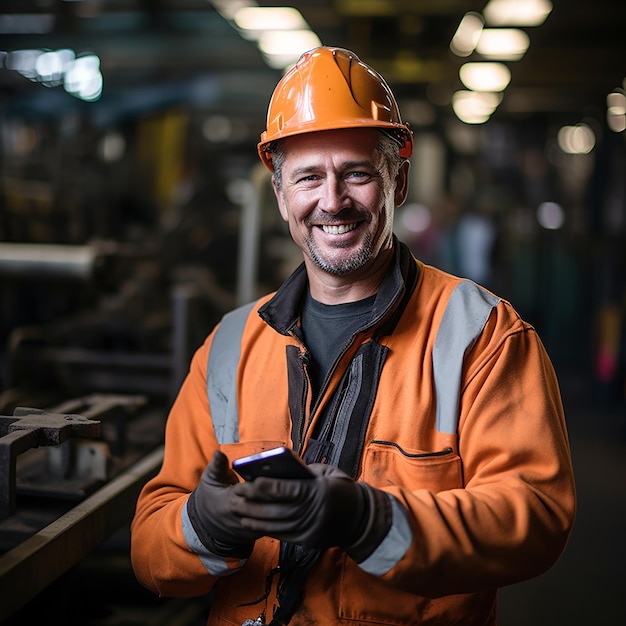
[230, 464, 392, 560]
[187, 450, 261, 558]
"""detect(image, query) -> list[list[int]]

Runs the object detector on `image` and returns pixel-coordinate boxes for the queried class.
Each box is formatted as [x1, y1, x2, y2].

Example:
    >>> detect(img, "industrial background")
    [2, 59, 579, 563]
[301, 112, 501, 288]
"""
[0, 1, 624, 624]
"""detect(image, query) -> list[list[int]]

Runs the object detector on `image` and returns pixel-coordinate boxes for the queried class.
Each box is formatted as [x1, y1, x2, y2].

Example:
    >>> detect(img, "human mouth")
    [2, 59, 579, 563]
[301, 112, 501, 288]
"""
[321, 222, 359, 235]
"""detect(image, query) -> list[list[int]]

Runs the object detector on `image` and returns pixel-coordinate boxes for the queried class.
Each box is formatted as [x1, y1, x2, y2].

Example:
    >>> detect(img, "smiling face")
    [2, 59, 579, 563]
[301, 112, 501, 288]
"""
[272, 128, 409, 299]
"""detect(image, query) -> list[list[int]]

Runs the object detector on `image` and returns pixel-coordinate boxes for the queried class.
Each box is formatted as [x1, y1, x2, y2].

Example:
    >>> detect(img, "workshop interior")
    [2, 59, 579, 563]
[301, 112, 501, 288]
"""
[1, 1, 625, 624]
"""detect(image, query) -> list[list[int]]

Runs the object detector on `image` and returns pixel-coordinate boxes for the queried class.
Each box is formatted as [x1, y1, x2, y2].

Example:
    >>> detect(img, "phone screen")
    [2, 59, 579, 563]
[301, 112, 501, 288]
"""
[232, 446, 313, 481]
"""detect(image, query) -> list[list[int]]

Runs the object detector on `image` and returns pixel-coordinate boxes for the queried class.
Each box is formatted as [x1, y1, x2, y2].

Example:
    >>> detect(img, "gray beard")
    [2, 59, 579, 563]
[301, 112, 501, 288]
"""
[305, 232, 374, 276]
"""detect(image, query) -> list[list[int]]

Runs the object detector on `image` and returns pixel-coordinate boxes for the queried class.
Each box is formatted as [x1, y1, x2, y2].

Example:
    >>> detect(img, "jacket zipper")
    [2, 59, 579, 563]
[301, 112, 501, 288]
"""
[297, 346, 311, 451]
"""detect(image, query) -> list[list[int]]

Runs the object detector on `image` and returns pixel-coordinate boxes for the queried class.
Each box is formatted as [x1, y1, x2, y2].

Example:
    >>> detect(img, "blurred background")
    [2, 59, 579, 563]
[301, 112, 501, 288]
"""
[0, 1, 624, 624]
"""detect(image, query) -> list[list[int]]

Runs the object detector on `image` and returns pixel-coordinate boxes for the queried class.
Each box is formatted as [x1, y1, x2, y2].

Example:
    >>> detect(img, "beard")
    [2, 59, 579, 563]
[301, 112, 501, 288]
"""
[304, 231, 375, 276]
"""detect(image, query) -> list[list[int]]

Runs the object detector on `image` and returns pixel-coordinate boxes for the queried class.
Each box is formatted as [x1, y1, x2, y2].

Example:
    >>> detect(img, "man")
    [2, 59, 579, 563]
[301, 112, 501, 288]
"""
[131, 47, 575, 626]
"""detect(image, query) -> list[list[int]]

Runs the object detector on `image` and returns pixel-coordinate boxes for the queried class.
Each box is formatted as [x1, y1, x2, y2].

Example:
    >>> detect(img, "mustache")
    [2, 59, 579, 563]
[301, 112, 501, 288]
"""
[304, 208, 370, 226]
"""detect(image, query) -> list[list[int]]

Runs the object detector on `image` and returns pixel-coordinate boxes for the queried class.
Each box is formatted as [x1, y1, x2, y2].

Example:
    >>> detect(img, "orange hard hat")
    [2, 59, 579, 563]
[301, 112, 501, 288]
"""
[258, 46, 413, 171]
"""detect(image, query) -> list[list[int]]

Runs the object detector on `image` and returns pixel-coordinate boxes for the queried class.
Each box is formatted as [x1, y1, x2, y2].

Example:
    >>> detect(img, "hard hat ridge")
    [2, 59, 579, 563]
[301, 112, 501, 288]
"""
[258, 46, 413, 171]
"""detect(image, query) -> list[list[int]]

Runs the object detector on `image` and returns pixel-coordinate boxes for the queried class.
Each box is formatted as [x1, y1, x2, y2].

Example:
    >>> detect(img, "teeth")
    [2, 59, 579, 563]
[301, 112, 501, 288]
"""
[322, 223, 358, 234]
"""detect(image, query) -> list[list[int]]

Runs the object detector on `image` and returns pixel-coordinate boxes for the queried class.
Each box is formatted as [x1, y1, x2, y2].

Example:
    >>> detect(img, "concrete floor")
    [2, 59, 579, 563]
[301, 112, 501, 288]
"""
[498, 374, 626, 625]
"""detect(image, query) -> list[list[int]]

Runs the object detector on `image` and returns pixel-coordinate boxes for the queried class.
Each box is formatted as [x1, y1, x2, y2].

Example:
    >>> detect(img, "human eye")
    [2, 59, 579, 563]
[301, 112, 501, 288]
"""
[289, 169, 321, 185]
[297, 173, 319, 183]
[346, 169, 373, 182]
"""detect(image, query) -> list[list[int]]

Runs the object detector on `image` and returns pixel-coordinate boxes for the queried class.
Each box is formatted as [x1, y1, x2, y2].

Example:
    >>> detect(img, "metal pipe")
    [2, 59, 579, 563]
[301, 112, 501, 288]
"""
[0, 243, 99, 280]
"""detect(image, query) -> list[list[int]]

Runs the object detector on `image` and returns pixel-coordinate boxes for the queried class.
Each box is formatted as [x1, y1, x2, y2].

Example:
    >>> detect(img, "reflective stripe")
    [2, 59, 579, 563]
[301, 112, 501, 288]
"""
[207, 301, 257, 445]
[181, 496, 246, 576]
[207, 283, 499, 442]
[358, 495, 412, 576]
[433, 280, 500, 434]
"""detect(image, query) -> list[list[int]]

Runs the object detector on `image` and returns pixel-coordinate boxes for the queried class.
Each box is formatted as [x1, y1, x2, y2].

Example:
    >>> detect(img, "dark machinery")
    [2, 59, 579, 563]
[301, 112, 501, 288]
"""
[0, 239, 225, 623]
[0, 396, 165, 621]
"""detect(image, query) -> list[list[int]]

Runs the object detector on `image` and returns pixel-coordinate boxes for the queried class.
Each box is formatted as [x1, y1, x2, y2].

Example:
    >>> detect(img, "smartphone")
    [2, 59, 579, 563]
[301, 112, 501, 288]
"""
[232, 446, 314, 481]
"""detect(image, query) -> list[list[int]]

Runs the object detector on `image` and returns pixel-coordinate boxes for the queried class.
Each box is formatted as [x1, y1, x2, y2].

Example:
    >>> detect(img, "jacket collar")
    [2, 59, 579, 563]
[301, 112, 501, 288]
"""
[258, 236, 419, 337]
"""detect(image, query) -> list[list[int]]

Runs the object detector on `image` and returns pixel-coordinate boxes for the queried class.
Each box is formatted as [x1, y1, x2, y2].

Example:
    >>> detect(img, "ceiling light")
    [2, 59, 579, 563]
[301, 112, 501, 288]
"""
[607, 91, 626, 115]
[452, 90, 502, 124]
[211, 0, 255, 21]
[450, 12, 484, 57]
[258, 30, 321, 56]
[607, 91, 626, 133]
[259, 30, 322, 70]
[483, 0, 553, 27]
[64, 55, 103, 102]
[234, 6, 308, 32]
[459, 62, 511, 92]
[35, 49, 75, 86]
[6, 49, 42, 81]
[476, 29, 530, 61]
[557, 124, 595, 154]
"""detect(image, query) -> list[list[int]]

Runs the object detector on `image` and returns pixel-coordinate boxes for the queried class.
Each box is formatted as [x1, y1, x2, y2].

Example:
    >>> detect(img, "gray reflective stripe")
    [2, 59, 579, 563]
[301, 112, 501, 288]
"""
[181, 496, 246, 576]
[206, 282, 498, 442]
[433, 280, 500, 434]
[207, 301, 257, 445]
[358, 495, 412, 576]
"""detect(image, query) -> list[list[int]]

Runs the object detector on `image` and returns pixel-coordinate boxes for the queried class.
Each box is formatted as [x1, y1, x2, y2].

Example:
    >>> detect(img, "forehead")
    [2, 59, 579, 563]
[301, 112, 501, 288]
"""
[281, 127, 380, 168]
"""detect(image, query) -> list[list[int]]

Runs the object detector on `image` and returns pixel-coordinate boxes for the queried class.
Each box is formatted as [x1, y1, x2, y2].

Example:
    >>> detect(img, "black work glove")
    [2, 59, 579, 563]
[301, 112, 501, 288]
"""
[187, 450, 261, 558]
[231, 464, 392, 561]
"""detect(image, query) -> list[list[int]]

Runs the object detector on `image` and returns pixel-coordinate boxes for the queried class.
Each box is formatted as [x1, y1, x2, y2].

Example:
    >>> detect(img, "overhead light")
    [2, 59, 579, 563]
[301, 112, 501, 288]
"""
[258, 30, 322, 69]
[211, 0, 256, 21]
[233, 7, 308, 33]
[607, 91, 626, 115]
[227, 5, 321, 71]
[459, 62, 511, 92]
[450, 12, 484, 57]
[557, 123, 595, 154]
[35, 49, 75, 86]
[5, 47, 102, 101]
[258, 30, 322, 56]
[64, 55, 103, 102]
[606, 91, 626, 133]
[483, 0, 553, 27]
[476, 29, 530, 61]
[452, 90, 502, 124]
[5, 49, 43, 81]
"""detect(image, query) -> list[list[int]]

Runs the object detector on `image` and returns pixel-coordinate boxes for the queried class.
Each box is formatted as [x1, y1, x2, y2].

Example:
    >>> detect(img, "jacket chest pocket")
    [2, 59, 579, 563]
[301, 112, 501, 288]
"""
[360, 440, 463, 493]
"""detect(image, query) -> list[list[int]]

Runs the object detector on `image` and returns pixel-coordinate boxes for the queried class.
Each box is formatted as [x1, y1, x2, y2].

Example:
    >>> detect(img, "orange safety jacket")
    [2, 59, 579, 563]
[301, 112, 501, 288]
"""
[130, 241, 575, 626]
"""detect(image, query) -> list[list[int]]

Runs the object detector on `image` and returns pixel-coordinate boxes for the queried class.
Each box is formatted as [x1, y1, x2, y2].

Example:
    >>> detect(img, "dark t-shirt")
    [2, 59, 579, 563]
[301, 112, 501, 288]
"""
[300, 290, 376, 396]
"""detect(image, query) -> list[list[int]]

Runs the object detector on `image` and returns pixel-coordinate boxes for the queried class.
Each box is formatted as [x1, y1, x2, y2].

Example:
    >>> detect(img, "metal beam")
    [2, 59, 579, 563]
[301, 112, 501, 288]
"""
[0, 445, 164, 622]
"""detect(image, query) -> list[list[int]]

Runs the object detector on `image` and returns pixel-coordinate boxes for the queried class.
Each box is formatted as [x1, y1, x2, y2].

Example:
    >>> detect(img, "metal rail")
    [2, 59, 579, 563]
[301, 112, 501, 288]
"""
[0, 408, 101, 518]
[0, 445, 164, 622]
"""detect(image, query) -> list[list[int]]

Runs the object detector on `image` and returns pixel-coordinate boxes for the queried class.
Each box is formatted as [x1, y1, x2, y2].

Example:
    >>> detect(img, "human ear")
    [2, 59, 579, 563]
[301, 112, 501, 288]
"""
[394, 160, 411, 207]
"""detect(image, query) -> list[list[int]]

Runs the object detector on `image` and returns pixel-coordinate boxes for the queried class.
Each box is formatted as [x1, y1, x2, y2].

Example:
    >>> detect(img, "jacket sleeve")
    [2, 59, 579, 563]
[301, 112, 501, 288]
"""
[130, 333, 240, 597]
[372, 307, 576, 597]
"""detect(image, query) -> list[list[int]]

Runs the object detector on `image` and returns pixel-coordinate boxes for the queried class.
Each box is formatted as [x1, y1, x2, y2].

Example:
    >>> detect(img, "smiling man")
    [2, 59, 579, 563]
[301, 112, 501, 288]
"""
[272, 128, 407, 303]
[130, 47, 575, 626]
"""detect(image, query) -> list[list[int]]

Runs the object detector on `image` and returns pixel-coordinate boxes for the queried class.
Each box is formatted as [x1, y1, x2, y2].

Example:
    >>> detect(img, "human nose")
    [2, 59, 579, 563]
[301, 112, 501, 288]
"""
[318, 177, 348, 214]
